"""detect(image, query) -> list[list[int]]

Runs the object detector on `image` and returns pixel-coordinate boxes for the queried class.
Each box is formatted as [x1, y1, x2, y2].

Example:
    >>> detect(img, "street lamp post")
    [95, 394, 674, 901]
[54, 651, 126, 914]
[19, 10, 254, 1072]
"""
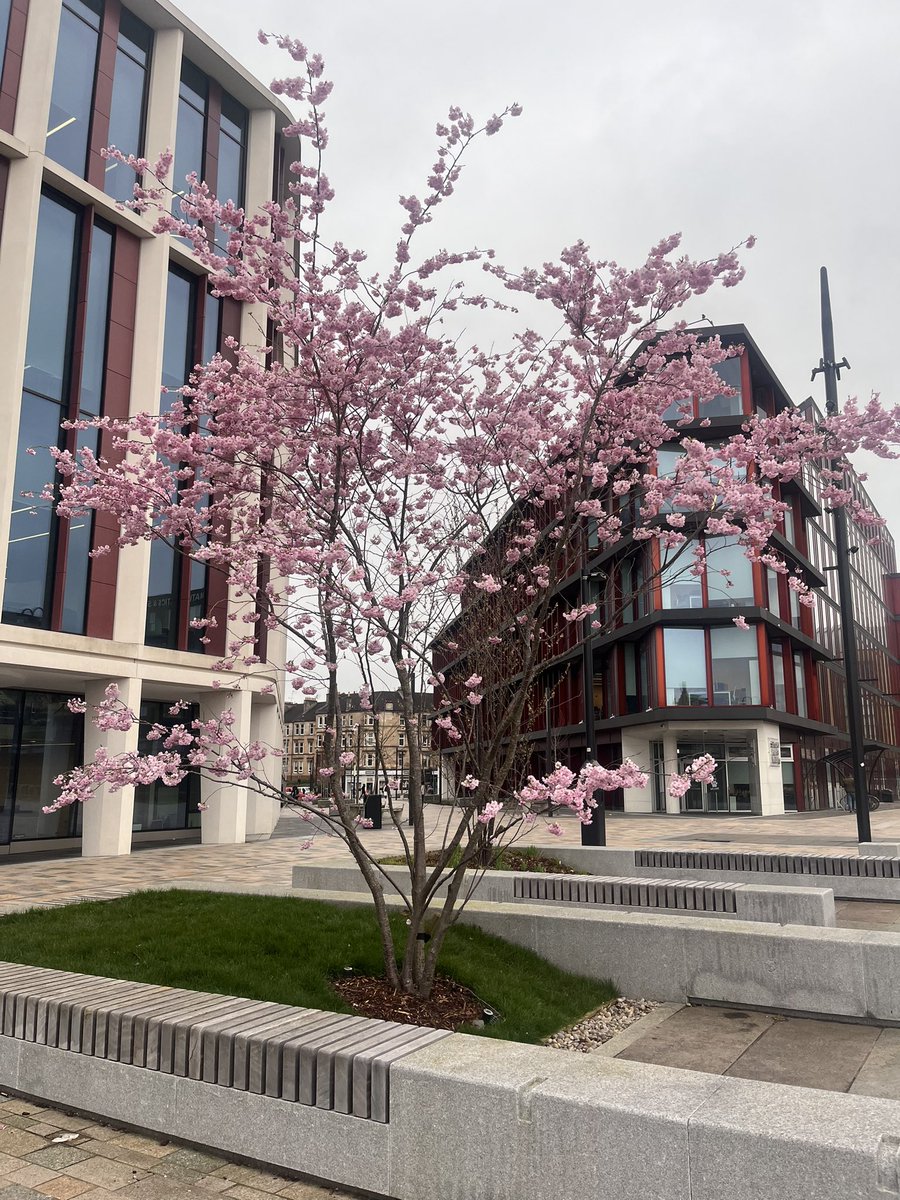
[580, 566, 606, 846]
[813, 267, 871, 843]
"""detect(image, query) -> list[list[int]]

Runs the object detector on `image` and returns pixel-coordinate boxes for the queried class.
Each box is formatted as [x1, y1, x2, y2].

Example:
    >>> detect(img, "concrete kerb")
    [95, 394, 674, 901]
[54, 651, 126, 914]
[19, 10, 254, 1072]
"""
[290, 861, 837, 926]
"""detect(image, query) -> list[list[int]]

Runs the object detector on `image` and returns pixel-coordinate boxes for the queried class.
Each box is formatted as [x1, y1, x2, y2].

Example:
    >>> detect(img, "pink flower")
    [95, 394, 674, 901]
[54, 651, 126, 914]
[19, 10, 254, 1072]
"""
[732, 615, 750, 630]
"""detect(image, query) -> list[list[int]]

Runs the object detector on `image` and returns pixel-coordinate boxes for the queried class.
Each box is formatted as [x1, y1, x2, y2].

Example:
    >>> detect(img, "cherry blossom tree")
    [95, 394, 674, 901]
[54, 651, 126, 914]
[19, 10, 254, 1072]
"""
[45, 35, 900, 999]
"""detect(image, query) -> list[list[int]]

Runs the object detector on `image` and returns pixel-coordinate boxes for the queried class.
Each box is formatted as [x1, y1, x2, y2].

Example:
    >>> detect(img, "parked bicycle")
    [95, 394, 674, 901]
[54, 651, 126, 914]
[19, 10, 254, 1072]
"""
[837, 792, 881, 812]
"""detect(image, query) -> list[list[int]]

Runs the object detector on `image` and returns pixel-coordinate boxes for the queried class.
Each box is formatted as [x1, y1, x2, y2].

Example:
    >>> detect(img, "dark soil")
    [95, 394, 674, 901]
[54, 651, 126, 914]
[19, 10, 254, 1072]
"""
[333, 974, 486, 1030]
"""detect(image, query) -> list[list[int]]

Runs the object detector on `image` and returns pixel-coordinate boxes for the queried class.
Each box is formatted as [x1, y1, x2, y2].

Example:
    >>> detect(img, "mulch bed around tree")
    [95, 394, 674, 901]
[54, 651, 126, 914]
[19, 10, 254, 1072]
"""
[411, 849, 578, 874]
[333, 974, 487, 1030]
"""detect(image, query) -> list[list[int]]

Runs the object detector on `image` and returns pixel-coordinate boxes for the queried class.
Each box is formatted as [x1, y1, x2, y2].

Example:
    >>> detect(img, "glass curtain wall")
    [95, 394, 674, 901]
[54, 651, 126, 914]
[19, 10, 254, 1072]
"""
[145, 270, 220, 650]
[3, 192, 114, 632]
[172, 61, 206, 219]
[0, 690, 83, 843]
[132, 701, 201, 831]
[4, 193, 80, 627]
[214, 93, 246, 253]
[710, 625, 761, 705]
[663, 628, 707, 705]
[104, 10, 152, 202]
[0, 0, 11, 60]
[61, 222, 113, 633]
[47, 0, 102, 177]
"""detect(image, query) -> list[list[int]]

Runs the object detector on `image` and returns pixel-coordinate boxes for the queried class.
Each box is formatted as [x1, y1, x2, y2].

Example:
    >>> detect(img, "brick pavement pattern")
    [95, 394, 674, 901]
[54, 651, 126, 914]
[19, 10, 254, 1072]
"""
[1, 804, 900, 914]
[0, 1095, 348, 1200]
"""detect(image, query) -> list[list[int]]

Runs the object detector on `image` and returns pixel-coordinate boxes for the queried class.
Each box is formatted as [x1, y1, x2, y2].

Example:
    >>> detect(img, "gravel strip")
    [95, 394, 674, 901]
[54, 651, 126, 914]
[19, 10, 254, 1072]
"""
[543, 997, 658, 1052]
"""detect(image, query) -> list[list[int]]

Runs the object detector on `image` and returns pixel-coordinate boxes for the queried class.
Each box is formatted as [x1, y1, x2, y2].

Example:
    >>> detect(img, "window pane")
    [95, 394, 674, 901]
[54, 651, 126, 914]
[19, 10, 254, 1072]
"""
[10, 692, 82, 840]
[772, 643, 787, 710]
[664, 628, 707, 706]
[145, 540, 179, 648]
[705, 537, 755, 608]
[218, 128, 245, 206]
[0, 0, 11, 64]
[161, 269, 194, 395]
[699, 357, 743, 418]
[0, 690, 19, 845]
[3, 398, 63, 628]
[794, 653, 808, 717]
[117, 7, 151, 65]
[47, 2, 101, 177]
[660, 550, 702, 609]
[710, 625, 760, 705]
[60, 427, 98, 634]
[766, 568, 781, 617]
[173, 63, 206, 219]
[24, 194, 80, 402]
[104, 49, 148, 202]
[78, 223, 113, 416]
[132, 701, 201, 830]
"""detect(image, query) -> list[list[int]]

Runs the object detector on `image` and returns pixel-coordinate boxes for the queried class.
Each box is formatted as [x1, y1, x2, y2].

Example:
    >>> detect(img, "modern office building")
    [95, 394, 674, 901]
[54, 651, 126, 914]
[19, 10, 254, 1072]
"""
[439, 326, 900, 816]
[0, 0, 290, 855]
[283, 693, 440, 802]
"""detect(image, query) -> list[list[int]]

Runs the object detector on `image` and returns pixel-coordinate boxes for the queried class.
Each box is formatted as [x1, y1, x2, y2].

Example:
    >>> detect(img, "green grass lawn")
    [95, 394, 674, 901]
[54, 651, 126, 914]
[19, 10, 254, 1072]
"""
[0, 890, 615, 1044]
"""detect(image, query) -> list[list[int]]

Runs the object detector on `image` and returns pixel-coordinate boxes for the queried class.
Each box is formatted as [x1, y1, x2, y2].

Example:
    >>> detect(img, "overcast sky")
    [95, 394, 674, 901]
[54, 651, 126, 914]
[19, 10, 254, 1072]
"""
[179, 0, 900, 537]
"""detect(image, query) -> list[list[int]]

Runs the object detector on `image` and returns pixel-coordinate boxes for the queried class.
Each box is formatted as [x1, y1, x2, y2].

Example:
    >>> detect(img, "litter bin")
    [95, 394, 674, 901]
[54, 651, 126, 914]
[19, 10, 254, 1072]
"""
[363, 793, 383, 830]
[878, 790, 894, 805]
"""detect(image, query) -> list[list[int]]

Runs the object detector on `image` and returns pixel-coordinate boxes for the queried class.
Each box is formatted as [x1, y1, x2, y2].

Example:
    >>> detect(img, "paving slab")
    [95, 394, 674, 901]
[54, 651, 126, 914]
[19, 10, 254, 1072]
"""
[724, 1015, 881, 1091]
[616, 1004, 774, 1074]
[848, 1026, 900, 1099]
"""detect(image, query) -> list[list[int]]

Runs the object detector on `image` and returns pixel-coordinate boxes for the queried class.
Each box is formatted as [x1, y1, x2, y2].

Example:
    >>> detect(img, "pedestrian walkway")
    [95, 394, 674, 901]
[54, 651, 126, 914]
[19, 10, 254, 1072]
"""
[611, 1003, 900, 1099]
[0, 1094, 349, 1200]
[0, 805, 898, 918]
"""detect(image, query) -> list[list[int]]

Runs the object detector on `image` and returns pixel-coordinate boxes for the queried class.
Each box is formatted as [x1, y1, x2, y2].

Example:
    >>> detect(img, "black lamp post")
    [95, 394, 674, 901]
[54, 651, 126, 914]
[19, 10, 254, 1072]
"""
[813, 267, 871, 843]
[580, 566, 606, 846]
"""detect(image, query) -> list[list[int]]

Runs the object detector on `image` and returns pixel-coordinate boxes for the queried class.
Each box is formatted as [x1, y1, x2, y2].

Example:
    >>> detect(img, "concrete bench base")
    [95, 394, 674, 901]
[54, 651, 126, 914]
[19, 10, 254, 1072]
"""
[2, 1024, 900, 1200]
[539, 845, 900, 901]
[292, 862, 836, 925]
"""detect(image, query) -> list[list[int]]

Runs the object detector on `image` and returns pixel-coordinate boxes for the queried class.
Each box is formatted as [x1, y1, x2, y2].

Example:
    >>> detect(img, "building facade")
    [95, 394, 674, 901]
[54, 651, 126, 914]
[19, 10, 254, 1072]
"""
[0, 0, 289, 855]
[440, 326, 900, 816]
[283, 693, 439, 803]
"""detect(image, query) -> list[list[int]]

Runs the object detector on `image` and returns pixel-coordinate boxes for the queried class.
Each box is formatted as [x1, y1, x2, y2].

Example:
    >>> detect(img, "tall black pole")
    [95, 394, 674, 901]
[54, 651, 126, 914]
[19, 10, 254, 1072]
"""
[580, 567, 606, 846]
[817, 267, 871, 842]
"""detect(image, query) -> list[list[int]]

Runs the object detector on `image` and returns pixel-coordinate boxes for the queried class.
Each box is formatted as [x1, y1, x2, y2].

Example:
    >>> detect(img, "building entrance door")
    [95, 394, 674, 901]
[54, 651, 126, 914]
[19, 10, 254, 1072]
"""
[676, 737, 758, 813]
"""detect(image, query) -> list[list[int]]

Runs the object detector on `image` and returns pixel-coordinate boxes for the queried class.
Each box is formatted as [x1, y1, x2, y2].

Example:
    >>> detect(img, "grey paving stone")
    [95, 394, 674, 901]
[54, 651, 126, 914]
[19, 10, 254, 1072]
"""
[725, 1015, 881, 1092]
[617, 1005, 774, 1075]
[23, 1146, 92, 1170]
[848, 1027, 900, 1099]
[0, 1186, 49, 1200]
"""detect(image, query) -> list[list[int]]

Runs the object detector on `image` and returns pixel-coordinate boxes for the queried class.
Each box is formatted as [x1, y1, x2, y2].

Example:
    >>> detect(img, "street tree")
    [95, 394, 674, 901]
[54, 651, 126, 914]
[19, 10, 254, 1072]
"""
[46, 36, 900, 998]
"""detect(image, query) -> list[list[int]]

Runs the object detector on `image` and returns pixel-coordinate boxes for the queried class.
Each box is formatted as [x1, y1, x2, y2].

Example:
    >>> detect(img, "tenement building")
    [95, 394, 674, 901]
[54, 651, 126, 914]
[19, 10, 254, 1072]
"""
[283, 693, 440, 803]
[0, 0, 288, 855]
[441, 326, 900, 816]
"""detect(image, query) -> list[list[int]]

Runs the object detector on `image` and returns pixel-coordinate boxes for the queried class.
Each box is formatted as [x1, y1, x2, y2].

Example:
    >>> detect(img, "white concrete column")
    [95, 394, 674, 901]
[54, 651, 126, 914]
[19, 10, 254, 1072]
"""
[200, 688, 251, 844]
[663, 731, 682, 815]
[81, 675, 142, 857]
[755, 721, 786, 815]
[621, 729, 654, 813]
[13, 0, 61, 149]
[245, 699, 282, 840]
[143, 28, 182, 191]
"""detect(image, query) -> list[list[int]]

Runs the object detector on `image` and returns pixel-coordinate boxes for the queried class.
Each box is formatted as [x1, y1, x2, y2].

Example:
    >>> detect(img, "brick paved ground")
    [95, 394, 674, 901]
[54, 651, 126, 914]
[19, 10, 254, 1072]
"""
[0, 1095, 348, 1200]
[0, 803, 899, 913]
